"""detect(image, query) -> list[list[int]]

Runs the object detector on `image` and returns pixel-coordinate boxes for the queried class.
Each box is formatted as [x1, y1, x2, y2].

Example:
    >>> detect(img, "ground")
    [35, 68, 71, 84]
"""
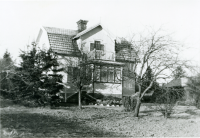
[1, 98, 200, 137]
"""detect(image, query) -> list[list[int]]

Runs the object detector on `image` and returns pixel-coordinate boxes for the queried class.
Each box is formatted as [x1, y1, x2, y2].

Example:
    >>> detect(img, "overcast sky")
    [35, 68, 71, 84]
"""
[0, 0, 200, 71]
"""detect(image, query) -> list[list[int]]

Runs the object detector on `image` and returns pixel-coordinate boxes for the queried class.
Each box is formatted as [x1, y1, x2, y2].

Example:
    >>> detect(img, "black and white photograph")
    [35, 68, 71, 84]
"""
[0, 0, 200, 137]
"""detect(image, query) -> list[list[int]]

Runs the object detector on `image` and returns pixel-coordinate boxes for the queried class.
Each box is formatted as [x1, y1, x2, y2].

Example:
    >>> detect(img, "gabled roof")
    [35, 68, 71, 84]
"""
[73, 23, 115, 41]
[73, 23, 102, 39]
[41, 23, 116, 57]
[44, 26, 78, 35]
[115, 41, 139, 63]
[43, 27, 80, 56]
[166, 78, 188, 87]
[115, 48, 138, 63]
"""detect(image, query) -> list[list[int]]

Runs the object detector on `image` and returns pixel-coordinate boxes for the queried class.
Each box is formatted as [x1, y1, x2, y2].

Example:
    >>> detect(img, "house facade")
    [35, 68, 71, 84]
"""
[36, 19, 137, 101]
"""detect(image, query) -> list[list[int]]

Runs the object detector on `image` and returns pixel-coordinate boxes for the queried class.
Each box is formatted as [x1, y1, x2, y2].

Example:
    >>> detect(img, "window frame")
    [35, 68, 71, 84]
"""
[94, 65, 121, 83]
[90, 41, 104, 51]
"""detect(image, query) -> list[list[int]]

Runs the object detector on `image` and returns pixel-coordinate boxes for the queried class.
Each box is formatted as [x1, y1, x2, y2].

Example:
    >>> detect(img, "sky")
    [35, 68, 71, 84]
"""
[0, 0, 200, 73]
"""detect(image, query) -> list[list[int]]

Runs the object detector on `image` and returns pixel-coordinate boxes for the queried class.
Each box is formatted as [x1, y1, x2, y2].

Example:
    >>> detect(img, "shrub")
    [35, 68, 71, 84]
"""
[88, 93, 104, 99]
[195, 95, 200, 109]
[156, 87, 183, 118]
[186, 73, 200, 109]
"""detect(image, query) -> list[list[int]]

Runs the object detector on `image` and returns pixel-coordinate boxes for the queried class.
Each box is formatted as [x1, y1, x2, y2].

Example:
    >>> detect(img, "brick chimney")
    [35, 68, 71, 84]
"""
[77, 20, 88, 32]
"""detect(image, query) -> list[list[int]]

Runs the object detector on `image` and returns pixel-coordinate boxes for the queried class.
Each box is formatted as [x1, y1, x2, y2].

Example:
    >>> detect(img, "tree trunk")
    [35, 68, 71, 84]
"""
[134, 97, 141, 117]
[78, 90, 82, 109]
[122, 96, 137, 112]
[134, 83, 142, 117]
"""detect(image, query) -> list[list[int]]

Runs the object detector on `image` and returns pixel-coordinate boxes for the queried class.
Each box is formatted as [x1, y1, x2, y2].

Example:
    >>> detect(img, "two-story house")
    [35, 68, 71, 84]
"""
[36, 19, 137, 101]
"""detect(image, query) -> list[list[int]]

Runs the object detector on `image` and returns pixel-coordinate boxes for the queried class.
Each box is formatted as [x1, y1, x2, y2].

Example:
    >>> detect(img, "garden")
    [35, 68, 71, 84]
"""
[1, 97, 200, 137]
[1, 29, 200, 137]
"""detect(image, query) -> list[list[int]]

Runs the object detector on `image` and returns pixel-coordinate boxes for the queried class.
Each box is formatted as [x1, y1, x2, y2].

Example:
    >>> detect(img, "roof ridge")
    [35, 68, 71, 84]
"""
[73, 23, 101, 39]
[43, 26, 77, 31]
[73, 22, 115, 43]
[43, 26, 78, 36]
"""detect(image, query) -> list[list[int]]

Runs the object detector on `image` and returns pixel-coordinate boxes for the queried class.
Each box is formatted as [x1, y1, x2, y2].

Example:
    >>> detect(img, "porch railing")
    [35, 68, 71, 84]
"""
[87, 50, 115, 61]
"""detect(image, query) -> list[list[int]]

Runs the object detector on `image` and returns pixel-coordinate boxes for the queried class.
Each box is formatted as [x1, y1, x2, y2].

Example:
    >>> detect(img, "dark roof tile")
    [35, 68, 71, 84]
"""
[45, 28, 80, 56]
[115, 48, 137, 62]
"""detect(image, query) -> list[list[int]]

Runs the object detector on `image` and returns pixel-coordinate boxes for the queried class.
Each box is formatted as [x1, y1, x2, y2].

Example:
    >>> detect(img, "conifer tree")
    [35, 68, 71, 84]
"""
[141, 66, 159, 102]
[11, 43, 63, 106]
[0, 50, 15, 97]
[172, 66, 186, 79]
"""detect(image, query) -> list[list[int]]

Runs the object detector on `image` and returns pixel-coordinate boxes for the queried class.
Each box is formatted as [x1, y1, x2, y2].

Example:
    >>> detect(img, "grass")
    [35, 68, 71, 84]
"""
[1, 98, 200, 137]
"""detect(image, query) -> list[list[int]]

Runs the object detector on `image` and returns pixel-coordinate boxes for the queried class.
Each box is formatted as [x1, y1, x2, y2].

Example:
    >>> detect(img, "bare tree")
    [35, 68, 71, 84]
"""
[59, 43, 97, 109]
[117, 28, 190, 117]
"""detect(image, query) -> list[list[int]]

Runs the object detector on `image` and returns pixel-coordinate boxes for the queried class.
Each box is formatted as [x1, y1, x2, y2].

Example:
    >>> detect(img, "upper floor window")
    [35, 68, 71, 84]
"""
[90, 41, 104, 51]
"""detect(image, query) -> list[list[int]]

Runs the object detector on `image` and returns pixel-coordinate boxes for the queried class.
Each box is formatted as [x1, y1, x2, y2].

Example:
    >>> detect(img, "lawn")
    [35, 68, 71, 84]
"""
[1, 98, 200, 137]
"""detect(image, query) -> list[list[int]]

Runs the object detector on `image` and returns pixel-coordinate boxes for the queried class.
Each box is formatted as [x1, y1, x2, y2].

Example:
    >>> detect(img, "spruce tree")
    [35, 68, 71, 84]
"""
[0, 50, 15, 98]
[3, 50, 13, 68]
[172, 66, 186, 79]
[13, 43, 63, 106]
[142, 66, 154, 91]
[141, 66, 159, 102]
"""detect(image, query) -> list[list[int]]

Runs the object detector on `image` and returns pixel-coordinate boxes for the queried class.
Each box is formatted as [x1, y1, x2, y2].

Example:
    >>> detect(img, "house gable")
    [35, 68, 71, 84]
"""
[36, 28, 50, 51]
[37, 26, 80, 56]
[74, 24, 115, 58]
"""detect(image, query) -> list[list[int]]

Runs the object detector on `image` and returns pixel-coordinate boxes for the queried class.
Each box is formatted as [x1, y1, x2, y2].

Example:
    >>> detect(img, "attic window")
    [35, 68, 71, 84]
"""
[90, 41, 104, 51]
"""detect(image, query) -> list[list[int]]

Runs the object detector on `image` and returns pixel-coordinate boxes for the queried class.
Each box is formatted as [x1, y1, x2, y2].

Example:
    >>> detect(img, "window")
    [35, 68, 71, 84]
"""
[108, 67, 114, 82]
[67, 67, 79, 83]
[85, 65, 92, 81]
[90, 41, 104, 51]
[95, 41, 101, 50]
[67, 67, 73, 82]
[115, 67, 121, 83]
[100, 66, 107, 82]
[94, 65, 100, 81]
[94, 65, 121, 83]
[90, 43, 94, 51]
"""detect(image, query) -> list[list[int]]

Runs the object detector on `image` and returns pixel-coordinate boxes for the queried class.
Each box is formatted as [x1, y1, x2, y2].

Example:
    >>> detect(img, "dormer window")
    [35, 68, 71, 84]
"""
[90, 41, 104, 51]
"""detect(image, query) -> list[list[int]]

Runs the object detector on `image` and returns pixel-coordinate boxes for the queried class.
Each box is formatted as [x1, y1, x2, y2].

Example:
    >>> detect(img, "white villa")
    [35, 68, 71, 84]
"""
[36, 19, 137, 101]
